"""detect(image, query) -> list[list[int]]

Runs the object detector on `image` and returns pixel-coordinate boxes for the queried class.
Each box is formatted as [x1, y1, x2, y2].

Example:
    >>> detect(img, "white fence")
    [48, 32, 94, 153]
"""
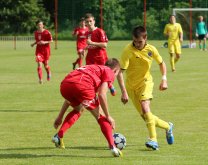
[0, 36, 34, 49]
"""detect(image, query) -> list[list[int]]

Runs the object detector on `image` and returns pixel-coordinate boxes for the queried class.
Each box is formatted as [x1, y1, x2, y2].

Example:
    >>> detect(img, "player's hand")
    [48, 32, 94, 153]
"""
[37, 41, 46, 45]
[121, 92, 128, 104]
[106, 116, 115, 129]
[31, 43, 34, 47]
[87, 38, 93, 45]
[54, 117, 62, 129]
[159, 80, 168, 91]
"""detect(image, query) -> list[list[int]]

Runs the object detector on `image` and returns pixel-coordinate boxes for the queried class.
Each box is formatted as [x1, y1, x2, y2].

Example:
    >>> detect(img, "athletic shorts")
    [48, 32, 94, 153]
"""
[168, 40, 181, 54]
[60, 82, 99, 110]
[36, 53, 50, 63]
[198, 34, 206, 40]
[126, 81, 154, 114]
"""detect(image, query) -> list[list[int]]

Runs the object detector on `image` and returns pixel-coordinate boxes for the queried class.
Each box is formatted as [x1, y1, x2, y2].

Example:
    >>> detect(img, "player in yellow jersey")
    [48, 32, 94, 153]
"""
[164, 15, 183, 72]
[117, 26, 174, 150]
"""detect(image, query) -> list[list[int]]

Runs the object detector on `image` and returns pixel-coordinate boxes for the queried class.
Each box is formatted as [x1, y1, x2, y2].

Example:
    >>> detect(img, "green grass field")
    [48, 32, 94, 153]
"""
[0, 40, 208, 165]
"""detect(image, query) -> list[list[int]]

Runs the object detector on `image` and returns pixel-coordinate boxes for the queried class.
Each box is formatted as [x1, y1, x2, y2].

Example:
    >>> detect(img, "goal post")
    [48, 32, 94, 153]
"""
[173, 8, 208, 42]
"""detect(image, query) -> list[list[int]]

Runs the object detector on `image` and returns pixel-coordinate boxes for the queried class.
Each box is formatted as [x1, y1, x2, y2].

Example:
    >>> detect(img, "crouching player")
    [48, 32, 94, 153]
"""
[52, 58, 123, 157]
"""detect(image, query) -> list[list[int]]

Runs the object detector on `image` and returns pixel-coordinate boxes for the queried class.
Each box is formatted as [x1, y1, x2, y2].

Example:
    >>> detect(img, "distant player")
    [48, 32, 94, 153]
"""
[84, 13, 108, 65]
[164, 15, 183, 72]
[118, 26, 174, 150]
[52, 58, 123, 157]
[31, 20, 53, 84]
[72, 17, 88, 70]
[196, 15, 207, 51]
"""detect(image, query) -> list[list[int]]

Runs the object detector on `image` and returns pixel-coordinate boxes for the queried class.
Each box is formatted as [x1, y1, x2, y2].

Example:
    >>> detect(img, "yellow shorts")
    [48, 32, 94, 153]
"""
[127, 81, 154, 114]
[168, 40, 181, 54]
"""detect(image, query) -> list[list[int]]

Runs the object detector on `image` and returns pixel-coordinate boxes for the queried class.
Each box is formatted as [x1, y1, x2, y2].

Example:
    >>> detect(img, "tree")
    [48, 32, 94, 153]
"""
[0, 0, 51, 34]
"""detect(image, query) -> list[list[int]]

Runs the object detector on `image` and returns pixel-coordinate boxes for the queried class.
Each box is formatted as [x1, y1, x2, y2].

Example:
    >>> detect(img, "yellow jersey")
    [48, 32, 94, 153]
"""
[120, 43, 163, 90]
[163, 23, 183, 42]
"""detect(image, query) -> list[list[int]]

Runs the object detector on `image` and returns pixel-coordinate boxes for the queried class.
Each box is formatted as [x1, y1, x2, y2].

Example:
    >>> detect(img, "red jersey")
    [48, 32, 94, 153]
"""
[73, 27, 88, 50]
[62, 65, 115, 92]
[34, 29, 52, 57]
[86, 28, 108, 65]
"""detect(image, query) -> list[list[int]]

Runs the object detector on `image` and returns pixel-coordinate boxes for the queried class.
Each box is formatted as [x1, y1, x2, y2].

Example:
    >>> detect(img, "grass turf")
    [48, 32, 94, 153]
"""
[0, 40, 208, 164]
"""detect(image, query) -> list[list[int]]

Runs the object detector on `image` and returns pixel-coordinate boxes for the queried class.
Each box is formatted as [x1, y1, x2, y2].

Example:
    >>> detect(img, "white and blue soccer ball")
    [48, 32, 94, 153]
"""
[113, 133, 126, 150]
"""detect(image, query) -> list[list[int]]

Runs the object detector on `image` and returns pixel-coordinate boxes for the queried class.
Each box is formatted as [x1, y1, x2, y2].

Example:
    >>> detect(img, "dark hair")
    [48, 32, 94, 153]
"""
[132, 26, 147, 38]
[85, 13, 94, 19]
[105, 58, 120, 69]
[80, 17, 85, 22]
[36, 20, 44, 25]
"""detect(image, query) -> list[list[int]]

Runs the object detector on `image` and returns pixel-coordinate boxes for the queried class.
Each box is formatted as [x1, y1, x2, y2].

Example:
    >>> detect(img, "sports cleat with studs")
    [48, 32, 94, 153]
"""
[166, 122, 174, 145]
[111, 146, 123, 157]
[52, 134, 65, 149]
[145, 140, 159, 150]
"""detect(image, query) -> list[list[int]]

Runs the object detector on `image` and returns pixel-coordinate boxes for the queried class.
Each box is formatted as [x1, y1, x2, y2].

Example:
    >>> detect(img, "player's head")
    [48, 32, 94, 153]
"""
[79, 17, 86, 27]
[105, 58, 120, 76]
[85, 13, 95, 30]
[198, 16, 203, 21]
[132, 26, 147, 50]
[169, 15, 176, 24]
[36, 20, 44, 30]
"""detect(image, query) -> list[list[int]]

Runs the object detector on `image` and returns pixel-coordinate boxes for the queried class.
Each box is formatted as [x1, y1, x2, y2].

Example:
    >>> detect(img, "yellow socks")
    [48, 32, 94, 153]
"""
[144, 112, 157, 142]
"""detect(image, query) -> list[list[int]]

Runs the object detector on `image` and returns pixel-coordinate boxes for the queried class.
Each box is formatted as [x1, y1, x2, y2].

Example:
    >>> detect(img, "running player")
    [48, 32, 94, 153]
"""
[31, 20, 53, 84]
[164, 15, 183, 72]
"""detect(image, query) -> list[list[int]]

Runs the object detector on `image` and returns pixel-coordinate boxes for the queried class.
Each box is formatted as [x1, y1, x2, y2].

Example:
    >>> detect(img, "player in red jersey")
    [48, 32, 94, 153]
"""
[72, 17, 88, 70]
[52, 58, 123, 157]
[31, 20, 53, 84]
[84, 13, 108, 65]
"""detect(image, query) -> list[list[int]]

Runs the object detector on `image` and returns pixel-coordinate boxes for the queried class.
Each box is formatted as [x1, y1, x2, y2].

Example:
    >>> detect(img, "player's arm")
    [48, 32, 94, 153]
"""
[159, 61, 168, 91]
[31, 41, 37, 47]
[117, 69, 128, 104]
[179, 24, 183, 43]
[87, 39, 107, 48]
[97, 82, 115, 129]
[54, 100, 70, 129]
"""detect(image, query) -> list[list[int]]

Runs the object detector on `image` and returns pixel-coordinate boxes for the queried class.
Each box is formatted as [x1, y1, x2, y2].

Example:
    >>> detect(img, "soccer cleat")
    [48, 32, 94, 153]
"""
[72, 63, 76, 70]
[166, 122, 174, 145]
[111, 146, 123, 157]
[39, 79, 43, 84]
[47, 72, 51, 81]
[52, 134, 65, 149]
[145, 140, 159, 150]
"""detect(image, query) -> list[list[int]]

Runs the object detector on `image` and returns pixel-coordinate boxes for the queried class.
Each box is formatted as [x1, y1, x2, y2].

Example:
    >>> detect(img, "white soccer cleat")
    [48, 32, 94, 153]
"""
[111, 147, 123, 157]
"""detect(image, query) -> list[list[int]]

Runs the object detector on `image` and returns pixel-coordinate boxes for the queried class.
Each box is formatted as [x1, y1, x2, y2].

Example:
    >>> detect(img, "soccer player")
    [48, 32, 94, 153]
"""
[52, 58, 123, 157]
[164, 15, 183, 72]
[72, 17, 88, 70]
[196, 15, 207, 51]
[84, 13, 108, 65]
[117, 26, 174, 150]
[31, 20, 53, 84]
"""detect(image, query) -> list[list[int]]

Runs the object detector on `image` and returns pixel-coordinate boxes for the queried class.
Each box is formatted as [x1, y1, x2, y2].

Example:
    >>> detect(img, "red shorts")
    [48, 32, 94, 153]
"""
[36, 53, 50, 63]
[60, 82, 99, 110]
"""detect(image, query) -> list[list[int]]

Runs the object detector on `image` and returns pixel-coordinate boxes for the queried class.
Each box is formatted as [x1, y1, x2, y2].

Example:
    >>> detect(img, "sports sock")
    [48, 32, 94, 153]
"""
[199, 43, 202, 49]
[174, 57, 179, 63]
[170, 56, 175, 71]
[143, 112, 157, 142]
[154, 115, 170, 131]
[203, 43, 206, 49]
[45, 66, 51, 76]
[98, 115, 115, 148]
[58, 109, 81, 138]
[37, 67, 43, 81]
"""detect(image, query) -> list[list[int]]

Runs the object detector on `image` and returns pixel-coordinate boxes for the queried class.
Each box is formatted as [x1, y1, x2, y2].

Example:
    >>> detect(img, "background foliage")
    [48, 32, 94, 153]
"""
[1, 0, 208, 39]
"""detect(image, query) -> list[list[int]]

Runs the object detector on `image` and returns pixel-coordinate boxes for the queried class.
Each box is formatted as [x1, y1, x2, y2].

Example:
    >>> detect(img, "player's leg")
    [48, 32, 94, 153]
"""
[203, 36, 207, 51]
[168, 42, 176, 72]
[199, 39, 203, 50]
[43, 60, 51, 81]
[37, 62, 43, 84]
[89, 106, 122, 157]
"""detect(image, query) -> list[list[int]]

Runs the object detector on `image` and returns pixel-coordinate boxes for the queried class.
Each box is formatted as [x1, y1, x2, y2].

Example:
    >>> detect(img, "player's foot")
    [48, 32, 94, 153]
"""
[172, 68, 176, 72]
[166, 122, 174, 145]
[47, 72, 51, 81]
[52, 134, 65, 149]
[72, 63, 76, 70]
[39, 79, 43, 84]
[203, 48, 207, 51]
[145, 140, 159, 150]
[111, 146, 123, 157]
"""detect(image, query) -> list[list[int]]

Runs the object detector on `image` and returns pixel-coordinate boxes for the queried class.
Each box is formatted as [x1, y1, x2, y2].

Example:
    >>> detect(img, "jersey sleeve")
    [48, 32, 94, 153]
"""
[163, 24, 168, 35]
[99, 29, 108, 42]
[178, 24, 183, 34]
[152, 46, 163, 64]
[120, 46, 130, 70]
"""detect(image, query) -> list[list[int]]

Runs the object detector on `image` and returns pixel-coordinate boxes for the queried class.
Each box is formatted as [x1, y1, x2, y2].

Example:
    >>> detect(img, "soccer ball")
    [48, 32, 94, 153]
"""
[113, 133, 126, 150]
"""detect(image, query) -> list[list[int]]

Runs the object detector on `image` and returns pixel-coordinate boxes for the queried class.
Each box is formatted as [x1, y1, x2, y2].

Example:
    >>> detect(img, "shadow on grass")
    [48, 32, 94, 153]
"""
[0, 146, 112, 159]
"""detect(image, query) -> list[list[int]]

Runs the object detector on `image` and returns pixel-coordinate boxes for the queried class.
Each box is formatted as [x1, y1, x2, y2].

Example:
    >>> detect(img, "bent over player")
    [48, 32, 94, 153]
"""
[118, 26, 174, 150]
[52, 58, 123, 157]
[31, 20, 53, 84]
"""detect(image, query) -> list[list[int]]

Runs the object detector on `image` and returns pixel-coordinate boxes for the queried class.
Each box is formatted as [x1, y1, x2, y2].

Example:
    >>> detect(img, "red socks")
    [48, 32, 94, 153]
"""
[58, 110, 81, 138]
[37, 67, 42, 81]
[98, 115, 115, 148]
